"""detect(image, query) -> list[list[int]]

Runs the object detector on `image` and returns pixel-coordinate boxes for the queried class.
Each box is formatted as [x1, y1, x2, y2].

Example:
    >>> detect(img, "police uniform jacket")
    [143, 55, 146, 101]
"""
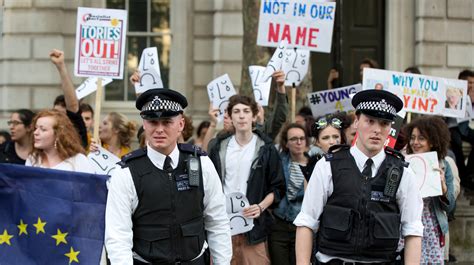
[105, 144, 232, 265]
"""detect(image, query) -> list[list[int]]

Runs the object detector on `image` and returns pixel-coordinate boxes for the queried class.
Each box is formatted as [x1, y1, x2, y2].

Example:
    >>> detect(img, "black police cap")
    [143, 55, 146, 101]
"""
[351, 90, 403, 121]
[135, 89, 188, 120]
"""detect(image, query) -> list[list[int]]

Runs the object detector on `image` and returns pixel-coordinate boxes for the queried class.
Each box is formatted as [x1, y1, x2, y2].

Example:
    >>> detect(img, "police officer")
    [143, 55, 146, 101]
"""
[105, 89, 232, 265]
[294, 90, 423, 265]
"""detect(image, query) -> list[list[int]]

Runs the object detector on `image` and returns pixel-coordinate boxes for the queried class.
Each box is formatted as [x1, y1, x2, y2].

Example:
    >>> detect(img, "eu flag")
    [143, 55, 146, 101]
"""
[0, 164, 109, 264]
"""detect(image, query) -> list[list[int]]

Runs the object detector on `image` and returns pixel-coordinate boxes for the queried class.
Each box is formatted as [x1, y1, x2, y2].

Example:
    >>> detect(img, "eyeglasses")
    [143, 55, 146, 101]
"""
[315, 117, 342, 130]
[288, 136, 306, 143]
[7, 120, 23, 126]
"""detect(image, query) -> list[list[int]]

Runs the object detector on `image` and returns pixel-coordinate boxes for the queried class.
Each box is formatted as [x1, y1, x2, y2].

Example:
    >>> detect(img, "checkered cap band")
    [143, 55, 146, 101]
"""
[141, 96, 183, 112]
[356, 99, 397, 115]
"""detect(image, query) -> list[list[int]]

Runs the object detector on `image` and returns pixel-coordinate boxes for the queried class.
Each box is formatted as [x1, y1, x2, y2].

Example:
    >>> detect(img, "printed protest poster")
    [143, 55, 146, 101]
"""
[74, 7, 128, 79]
[282, 48, 310, 86]
[257, 0, 336, 53]
[405, 151, 442, 198]
[87, 146, 120, 176]
[207, 74, 237, 122]
[134, 47, 164, 94]
[307, 84, 361, 117]
[76, 77, 113, 100]
[363, 68, 468, 118]
[225, 192, 254, 236]
[260, 40, 287, 83]
[249, 66, 272, 106]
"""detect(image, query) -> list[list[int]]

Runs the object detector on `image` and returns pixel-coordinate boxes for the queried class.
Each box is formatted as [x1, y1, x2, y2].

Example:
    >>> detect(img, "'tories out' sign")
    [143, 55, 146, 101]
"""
[74, 7, 128, 79]
[257, 0, 336, 53]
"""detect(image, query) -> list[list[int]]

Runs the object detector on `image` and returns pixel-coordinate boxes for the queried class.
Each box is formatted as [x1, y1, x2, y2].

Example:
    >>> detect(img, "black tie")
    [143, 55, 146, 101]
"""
[163, 156, 173, 172]
[362, 158, 373, 179]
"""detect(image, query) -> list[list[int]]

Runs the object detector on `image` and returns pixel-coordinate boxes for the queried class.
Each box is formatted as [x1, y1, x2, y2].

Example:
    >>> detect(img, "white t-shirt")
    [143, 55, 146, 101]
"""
[25, 153, 95, 174]
[223, 135, 257, 195]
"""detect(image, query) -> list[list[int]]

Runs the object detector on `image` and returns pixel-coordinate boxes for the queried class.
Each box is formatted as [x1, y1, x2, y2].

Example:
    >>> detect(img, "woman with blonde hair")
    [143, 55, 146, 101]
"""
[26, 109, 93, 172]
[92, 112, 136, 158]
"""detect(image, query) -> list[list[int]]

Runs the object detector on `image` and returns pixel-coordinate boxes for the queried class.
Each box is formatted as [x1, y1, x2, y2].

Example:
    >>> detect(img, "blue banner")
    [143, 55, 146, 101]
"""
[0, 164, 108, 264]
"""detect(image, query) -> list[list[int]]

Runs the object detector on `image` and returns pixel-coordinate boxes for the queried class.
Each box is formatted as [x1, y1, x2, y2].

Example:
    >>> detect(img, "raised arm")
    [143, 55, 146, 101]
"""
[50, 49, 79, 113]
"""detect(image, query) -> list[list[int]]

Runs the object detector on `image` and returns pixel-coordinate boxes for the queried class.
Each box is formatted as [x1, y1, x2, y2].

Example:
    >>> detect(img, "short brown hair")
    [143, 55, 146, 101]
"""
[226, 94, 259, 116]
[279, 123, 308, 153]
[404, 116, 450, 158]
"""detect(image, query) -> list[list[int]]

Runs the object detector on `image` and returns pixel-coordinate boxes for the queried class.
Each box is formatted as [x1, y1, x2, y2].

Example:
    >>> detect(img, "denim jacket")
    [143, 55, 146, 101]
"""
[429, 159, 456, 235]
[273, 152, 318, 222]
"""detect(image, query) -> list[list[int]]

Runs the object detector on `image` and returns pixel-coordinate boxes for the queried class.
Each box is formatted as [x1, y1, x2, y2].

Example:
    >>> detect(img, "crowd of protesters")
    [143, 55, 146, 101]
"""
[1, 49, 473, 265]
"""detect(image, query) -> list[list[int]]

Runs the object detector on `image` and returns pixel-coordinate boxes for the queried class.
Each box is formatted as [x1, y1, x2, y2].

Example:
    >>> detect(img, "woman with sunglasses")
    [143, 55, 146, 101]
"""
[0, 109, 35, 164]
[269, 123, 319, 265]
[403, 116, 455, 264]
[311, 113, 347, 156]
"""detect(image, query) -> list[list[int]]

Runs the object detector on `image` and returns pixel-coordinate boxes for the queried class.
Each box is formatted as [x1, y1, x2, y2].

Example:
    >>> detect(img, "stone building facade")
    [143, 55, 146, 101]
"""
[0, 0, 473, 129]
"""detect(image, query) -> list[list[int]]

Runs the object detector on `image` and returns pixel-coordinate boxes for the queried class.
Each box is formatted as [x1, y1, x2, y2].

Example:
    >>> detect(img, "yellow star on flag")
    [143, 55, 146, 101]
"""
[33, 217, 46, 234]
[64, 246, 80, 264]
[51, 228, 68, 246]
[17, 219, 28, 236]
[0, 229, 13, 246]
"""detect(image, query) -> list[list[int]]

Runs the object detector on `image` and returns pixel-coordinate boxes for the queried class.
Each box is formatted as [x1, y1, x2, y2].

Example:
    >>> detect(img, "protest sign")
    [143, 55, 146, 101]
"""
[405, 151, 442, 198]
[282, 48, 310, 86]
[76, 77, 113, 100]
[257, 0, 336, 53]
[260, 40, 287, 83]
[74, 7, 128, 79]
[363, 68, 468, 118]
[87, 146, 120, 175]
[249, 66, 272, 106]
[207, 74, 237, 122]
[225, 192, 254, 236]
[307, 84, 361, 117]
[134, 47, 164, 94]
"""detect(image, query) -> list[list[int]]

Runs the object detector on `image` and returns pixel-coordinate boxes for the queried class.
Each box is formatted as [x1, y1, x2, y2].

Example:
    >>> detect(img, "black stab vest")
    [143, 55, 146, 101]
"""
[318, 147, 404, 262]
[124, 148, 205, 264]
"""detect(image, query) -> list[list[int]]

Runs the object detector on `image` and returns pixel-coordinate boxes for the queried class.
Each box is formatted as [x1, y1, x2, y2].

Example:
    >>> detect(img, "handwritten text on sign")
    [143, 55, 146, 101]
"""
[363, 68, 468, 118]
[74, 7, 128, 79]
[257, 0, 336, 53]
[307, 84, 361, 117]
[207, 74, 237, 123]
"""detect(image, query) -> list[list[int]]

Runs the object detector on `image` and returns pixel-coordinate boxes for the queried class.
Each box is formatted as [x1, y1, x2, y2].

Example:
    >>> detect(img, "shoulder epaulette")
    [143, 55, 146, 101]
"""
[118, 148, 147, 168]
[178, 143, 207, 156]
[384, 147, 409, 168]
[324, 144, 351, 161]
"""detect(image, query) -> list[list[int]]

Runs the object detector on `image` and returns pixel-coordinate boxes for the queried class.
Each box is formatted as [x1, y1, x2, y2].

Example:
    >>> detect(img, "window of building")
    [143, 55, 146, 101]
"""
[106, 0, 171, 101]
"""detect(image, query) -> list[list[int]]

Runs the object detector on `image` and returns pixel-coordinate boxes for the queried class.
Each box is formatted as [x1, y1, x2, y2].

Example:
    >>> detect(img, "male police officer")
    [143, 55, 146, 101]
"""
[294, 90, 423, 265]
[105, 89, 232, 264]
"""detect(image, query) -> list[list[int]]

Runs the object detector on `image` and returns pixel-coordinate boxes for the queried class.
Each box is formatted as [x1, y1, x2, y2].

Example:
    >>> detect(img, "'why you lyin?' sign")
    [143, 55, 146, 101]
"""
[363, 68, 468, 118]
[257, 0, 336, 53]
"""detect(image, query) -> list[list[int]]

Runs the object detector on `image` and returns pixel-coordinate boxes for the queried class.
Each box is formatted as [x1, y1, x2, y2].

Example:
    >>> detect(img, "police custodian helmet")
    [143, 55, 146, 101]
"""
[351, 89, 403, 121]
[136, 89, 188, 120]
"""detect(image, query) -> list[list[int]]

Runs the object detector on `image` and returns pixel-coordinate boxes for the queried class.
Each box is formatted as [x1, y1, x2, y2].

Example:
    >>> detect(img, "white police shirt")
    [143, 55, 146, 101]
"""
[105, 144, 232, 265]
[294, 145, 424, 263]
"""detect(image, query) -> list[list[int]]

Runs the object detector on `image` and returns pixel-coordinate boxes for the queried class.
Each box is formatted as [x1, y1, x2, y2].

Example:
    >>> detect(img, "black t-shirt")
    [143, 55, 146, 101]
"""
[0, 140, 26, 165]
[66, 110, 88, 148]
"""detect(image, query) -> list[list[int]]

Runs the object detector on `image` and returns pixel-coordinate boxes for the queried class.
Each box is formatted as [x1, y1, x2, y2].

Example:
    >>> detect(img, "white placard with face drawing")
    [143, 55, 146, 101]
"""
[225, 192, 254, 236]
[259, 40, 288, 84]
[76, 77, 113, 100]
[282, 49, 310, 87]
[405, 151, 442, 198]
[207, 74, 237, 122]
[134, 47, 164, 94]
[249, 65, 272, 106]
[87, 146, 121, 176]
